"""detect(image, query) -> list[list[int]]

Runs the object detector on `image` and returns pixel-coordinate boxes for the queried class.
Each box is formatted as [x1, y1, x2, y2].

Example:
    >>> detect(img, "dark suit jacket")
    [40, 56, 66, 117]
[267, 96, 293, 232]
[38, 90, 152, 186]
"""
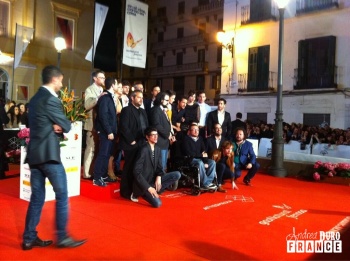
[234, 140, 257, 166]
[206, 110, 232, 138]
[143, 98, 153, 117]
[231, 119, 247, 134]
[206, 135, 226, 156]
[119, 104, 149, 151]
[0, 103, 9, 134]
[133, 143, 164, 197]
[94, 91, 117, 136]
[149, 106, 171, 150]
[27, 87, 71, 165]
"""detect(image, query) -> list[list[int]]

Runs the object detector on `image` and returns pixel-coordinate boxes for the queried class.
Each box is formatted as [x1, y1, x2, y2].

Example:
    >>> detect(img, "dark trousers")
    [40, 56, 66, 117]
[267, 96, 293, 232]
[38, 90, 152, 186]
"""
[234, 162, 260, 182]
[120, 148, 138, 199]
[216, 162, 234, 185]
[93, 134, 114, 180]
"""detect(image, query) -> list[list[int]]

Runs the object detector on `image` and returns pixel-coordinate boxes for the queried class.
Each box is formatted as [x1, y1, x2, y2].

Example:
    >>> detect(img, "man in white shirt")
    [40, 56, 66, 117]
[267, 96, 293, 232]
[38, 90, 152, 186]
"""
[206, 98, 232, 139]
[121, 80, 130, 108]
[197, 90, 212, 139]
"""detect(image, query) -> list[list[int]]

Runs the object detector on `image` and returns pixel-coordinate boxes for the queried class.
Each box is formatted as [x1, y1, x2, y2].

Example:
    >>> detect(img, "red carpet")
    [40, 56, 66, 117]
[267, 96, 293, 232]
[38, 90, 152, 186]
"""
[0, 170, 349, 260]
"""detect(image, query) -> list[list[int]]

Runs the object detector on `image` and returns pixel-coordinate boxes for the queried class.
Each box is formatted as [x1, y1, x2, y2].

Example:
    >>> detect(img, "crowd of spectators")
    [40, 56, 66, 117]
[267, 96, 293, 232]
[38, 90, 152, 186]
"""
[245, 121, 350, 146]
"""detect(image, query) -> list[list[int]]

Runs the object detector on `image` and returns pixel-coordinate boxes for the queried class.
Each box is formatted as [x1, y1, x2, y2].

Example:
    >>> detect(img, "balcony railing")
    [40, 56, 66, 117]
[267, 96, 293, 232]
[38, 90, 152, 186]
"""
[150, 62, 208, 77]
[293, 66, 338, 89]
[296, 0, 339, 15]
[152, 33, 208, 52]
[241, 3, 278, 25]
[238, 71, 277, 92]
[192, 0, 223, 15]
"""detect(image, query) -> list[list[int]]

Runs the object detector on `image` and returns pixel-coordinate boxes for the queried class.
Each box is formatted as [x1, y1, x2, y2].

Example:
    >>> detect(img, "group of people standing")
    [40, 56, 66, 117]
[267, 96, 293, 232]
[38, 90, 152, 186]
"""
[82, 71, 260, 205]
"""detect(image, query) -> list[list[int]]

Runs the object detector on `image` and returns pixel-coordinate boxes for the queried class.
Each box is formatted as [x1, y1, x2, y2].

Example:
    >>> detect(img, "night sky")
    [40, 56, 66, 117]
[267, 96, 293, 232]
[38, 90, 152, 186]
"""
[94, 0, 122, 72]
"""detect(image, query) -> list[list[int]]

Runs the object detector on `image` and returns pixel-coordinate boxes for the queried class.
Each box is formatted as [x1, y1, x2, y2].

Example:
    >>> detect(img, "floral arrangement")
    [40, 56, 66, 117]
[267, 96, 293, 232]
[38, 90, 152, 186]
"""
[60, 87, 88, 122]
[313, 161, 350, 180]
[17, 128, 30, 146]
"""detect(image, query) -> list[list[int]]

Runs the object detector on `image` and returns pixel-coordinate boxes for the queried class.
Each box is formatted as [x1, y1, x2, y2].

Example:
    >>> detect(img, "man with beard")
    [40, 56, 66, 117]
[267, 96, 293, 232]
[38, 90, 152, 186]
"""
[206, 123, 226, 157]
[233, 127, 260, 186]
[119, 90, 148, 199]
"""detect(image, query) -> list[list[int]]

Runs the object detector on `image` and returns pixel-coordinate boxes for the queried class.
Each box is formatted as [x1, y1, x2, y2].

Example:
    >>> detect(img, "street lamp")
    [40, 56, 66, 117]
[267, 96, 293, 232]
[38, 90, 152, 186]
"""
[54, 34, 66, 69]
[268, 0, 289, 177]
[216, 30, 234, 58]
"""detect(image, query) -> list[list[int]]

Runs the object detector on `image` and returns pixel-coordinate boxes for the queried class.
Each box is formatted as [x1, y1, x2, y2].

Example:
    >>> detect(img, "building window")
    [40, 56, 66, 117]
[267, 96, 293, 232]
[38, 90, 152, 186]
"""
[247, 45, 270, 92]
[198, 22, 206, 34]
[157, 55, 163, 67]
[157, 7, 166, 17]
[218, 18, 223, 31]
[177, 27, 184, 39]
[176, 52, 183, 65]
[250, 0, 274, 23]
[212, 74, 221, 94]
[295, 36, 336, 89]
[247, 113, 267, 125]
[303, 113, 330, 127]
[0, 0, 10, 36]
[217, 46, 222, 63]
[173, 77, 185, 97]
[196, 75, 205, 91]
[198, 0, 209, 6]
[51, 2, 80, 50]
[158, 31, 164, 42]
[178, 1, 185, 15]
[198, 49, 205, 63]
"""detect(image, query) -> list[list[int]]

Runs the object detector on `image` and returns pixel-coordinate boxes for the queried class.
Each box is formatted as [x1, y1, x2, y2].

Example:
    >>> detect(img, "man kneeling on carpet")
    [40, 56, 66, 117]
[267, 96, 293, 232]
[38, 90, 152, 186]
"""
[131, 127, 181, 207]
[211, 140, 239, 192]
[233, 127, 260, 186]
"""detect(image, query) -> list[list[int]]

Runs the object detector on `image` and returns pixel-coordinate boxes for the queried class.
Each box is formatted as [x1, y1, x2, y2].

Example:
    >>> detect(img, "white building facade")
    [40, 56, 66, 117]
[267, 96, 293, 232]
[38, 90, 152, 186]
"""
[220, 0, 350, 129]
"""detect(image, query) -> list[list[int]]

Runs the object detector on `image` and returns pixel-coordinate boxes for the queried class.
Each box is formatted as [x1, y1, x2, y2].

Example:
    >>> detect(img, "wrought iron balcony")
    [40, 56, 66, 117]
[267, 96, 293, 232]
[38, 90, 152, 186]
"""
[296, 0, 339, 15]
[238, 71, 277, 92]
[293, 66, 338, 89]
[241, 3, 278, 25]
[152, 33, 208, 52]
[192, 0, 223, 15]
[150, 62, 208, 77]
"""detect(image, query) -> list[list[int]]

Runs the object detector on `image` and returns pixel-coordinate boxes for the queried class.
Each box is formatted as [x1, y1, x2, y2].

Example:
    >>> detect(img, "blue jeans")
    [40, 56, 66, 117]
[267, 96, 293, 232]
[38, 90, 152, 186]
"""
[94, 133, 114, 180]
[216, 162, 234, 185]
[160, 149, 168, 171]
[114, 150, 122, 172]
[23, 162, 68, 243]
[191, 158, 216, 186]
[142, 171, 181, 208]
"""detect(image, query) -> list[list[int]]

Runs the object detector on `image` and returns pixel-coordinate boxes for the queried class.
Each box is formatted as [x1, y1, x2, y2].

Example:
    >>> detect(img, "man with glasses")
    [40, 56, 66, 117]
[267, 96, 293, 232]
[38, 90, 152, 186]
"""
[83, 70, 106, 179]
[131, 127, 181, 207]
[182, 124, 217, 190]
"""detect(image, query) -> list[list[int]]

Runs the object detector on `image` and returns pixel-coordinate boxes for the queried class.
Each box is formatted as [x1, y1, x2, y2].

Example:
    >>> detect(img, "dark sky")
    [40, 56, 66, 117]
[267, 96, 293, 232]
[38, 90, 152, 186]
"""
[94, 0, 122, 72]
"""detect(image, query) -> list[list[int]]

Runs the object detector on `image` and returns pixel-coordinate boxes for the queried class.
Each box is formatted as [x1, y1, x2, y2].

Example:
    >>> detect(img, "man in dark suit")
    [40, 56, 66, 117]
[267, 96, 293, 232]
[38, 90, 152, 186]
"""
[233, 127, 260, 186]
[144, 85, 160, 117]
[132, 127, 180, 207]
[22, 65, 86, 250]
[149, 92, 174, 171]
[231, 112, 247, 140]
[206, 123, 226, 157]
[0, 98, 9, 179]
[206, 98, 232, 139]
[92, 77, 118, 187]
[119, 90, 149, 199]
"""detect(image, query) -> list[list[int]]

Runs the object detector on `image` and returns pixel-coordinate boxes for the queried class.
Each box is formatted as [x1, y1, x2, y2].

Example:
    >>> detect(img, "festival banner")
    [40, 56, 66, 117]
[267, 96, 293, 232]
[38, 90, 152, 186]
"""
[14, 24, 34, 69]
[85, 2, 109, 62]
[122, 0, 148, 68]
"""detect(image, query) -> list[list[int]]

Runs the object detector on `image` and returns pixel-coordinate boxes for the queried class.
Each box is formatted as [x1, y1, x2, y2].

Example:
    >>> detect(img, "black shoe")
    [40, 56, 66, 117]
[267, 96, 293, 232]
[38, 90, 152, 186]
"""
[57, 237, 87, 248]
[102, 176, 117, 183]
[22, 237, 53, 250]
[243, 179, 251, 186]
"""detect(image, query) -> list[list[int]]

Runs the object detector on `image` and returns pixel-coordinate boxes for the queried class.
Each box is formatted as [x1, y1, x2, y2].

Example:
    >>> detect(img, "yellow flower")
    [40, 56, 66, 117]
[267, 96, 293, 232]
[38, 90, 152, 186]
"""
[59, 87, 89, 122]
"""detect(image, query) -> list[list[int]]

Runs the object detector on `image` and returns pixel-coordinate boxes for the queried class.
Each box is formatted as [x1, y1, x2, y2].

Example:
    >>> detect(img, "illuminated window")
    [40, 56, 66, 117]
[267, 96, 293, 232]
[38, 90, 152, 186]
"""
[0, 0, 10, 36]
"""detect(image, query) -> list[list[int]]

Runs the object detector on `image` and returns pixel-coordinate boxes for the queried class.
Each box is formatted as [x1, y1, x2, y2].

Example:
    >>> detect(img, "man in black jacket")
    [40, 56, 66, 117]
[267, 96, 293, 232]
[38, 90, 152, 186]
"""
[119, 90, 149, 199]
[93, 77, 118, 187]
[132, 127, 180, 207]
